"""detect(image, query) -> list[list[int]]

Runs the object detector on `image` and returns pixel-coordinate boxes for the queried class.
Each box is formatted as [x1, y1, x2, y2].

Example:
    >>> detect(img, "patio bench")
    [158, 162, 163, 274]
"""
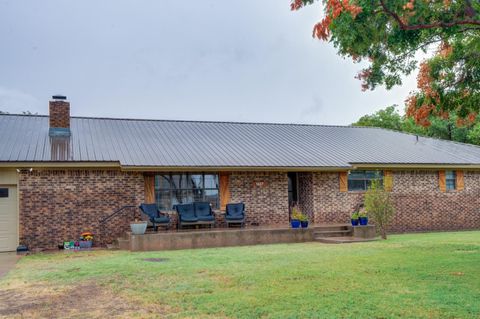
[175, 202, 215, 229]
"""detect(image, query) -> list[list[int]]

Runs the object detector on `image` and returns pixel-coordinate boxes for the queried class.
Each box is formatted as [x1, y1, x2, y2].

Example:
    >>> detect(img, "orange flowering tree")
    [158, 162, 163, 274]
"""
[292, 0, 480, 127]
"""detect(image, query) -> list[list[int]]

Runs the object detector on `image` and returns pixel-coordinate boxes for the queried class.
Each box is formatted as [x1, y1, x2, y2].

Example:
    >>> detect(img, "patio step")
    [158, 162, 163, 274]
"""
[315, 236, 378, 244]
[313, 224, 351, 232]
[313, 229, 352, 238]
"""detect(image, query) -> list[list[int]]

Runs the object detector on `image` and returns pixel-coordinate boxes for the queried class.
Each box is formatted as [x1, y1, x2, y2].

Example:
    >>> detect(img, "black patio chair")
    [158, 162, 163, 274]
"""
[139, 203, 170, 231]
[225, 203, 245, 227]
[175, 203, 197, 229]
[194, 202, 215, 228]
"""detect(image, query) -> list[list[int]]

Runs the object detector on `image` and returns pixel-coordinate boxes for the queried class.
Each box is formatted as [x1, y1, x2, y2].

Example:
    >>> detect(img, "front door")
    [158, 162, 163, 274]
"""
[0, 186, 18, 252]
[288, 172, 298, 209]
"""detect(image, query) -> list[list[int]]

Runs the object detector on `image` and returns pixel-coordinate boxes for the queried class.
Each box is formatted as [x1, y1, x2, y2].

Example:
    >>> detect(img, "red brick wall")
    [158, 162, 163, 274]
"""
[307, 171, 480, 232]
[229, 172, 289, 226]
[18, 170, 144, 249]
[49, 101, 70, 128]
[18, 169, 480, 249]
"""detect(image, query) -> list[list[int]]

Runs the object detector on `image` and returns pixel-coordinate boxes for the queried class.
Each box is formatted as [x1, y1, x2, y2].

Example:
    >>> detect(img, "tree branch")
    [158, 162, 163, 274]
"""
[378, 0, 480, 31]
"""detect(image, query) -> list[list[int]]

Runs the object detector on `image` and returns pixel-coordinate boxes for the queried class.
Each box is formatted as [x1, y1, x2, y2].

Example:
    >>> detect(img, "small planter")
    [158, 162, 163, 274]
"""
[351, 218, 359, 226]
[359, 217, 368, 226]
[130, 221, 148, 235]
[79, 240, 93, 249]
[300, 221, 309, 228]
[290, 219, 301, 228]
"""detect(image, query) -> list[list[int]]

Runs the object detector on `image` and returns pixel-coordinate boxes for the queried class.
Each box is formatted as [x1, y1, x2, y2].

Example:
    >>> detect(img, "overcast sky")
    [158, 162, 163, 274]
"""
[0, 1, 417, 125]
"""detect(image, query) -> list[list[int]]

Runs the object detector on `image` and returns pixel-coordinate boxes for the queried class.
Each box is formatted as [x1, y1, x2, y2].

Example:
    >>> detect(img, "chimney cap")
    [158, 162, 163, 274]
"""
[52, 95, 67, 101]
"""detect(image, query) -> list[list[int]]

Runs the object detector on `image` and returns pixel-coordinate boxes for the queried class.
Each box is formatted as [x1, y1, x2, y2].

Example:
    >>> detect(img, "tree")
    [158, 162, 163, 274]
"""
[352, 105, 403, 130]
[0, 110, 36, 115]
[291, 1, 480, 125]
[466, 123, 480, 145]
[363, 179, 395, 239]
[353, 105, 479, 144]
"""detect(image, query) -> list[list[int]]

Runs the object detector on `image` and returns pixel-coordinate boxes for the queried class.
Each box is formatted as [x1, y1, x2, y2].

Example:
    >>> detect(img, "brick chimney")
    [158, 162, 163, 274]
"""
[49, 95, 71, 137]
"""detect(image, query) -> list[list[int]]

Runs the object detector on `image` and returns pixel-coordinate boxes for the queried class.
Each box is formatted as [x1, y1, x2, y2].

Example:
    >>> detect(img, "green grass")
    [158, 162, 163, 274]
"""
[1, 231, 479, 318]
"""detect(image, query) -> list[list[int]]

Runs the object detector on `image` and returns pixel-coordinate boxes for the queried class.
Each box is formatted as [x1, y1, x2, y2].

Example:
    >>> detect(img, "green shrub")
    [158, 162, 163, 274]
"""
[364, 179, 396, 239]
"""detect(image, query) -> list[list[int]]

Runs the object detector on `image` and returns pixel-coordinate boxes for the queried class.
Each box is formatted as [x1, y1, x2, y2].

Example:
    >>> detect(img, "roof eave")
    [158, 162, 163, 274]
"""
[351, 163, 480, 169]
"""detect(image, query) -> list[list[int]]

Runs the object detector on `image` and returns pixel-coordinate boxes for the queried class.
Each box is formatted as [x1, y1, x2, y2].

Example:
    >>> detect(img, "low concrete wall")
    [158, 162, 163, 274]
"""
[353, 225, 376, 239]
[128, 227, 318, 251]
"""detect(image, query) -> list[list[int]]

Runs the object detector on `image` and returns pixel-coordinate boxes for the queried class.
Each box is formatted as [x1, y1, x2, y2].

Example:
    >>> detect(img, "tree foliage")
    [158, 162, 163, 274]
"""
[363, 179, 395, 240]
[353, 105, 403, 131]
[292, 0, 480, 126]
[352, 105, 480, 145]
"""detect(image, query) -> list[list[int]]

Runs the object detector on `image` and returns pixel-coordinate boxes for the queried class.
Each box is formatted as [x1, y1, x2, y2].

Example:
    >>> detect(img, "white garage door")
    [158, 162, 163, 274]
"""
[0, 186, 18, 252]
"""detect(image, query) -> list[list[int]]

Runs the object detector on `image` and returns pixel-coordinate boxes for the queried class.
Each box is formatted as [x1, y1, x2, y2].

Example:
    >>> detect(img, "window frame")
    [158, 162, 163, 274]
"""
[154, 173, 219, 210]
[347, 170, 383, 192]
[445, 170, 456, 191]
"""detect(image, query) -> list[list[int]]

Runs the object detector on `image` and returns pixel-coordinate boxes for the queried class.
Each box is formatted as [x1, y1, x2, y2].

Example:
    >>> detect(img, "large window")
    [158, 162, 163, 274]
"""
[446, 170, 456, 190]
[347, 170, 383, 191]
[155, 173, 219, 210]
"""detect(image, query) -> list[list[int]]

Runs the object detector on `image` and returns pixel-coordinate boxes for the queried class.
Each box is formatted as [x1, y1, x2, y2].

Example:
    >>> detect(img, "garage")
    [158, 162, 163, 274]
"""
[0, 184, 18, 252]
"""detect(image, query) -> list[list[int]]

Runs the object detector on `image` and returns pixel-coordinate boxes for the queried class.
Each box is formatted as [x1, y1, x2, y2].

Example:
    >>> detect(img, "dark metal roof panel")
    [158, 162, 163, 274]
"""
[2, 114, 480, 167]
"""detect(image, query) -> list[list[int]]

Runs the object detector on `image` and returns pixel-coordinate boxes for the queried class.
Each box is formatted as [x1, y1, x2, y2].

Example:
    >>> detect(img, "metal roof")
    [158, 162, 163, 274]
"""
[2, 114, 480, 168]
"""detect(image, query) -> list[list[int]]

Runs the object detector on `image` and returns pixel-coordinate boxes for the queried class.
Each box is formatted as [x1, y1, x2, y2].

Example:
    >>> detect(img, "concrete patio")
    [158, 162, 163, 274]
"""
[115, 224, 378, 251]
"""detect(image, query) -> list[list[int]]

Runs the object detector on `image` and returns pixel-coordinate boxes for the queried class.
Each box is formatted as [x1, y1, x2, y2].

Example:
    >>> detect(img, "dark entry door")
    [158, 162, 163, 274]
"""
[288, 172, 298, 209]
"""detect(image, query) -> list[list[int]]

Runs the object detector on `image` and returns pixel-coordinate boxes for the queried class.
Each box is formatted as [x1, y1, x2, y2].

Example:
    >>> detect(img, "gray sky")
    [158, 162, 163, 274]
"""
[0, 0, 417, 125]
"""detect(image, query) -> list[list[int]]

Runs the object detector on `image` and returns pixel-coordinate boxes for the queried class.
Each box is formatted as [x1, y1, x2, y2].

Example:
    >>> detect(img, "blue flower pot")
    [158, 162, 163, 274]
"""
[301, 221, 309, 228]
[291, 220, 301, 228]
[351, 219, 359, 226]
[359, 217, 368, 226]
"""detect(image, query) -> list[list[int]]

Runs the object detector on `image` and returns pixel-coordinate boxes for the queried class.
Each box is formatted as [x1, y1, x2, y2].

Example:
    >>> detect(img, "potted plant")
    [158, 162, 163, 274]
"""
[351, 212, 359, 226]
[290, 207, 301, 228]
[130, 219, 148, 235]
[79, 232, 94, 249]
[299, 212, 309, 228]
[359, 211, 368, 226]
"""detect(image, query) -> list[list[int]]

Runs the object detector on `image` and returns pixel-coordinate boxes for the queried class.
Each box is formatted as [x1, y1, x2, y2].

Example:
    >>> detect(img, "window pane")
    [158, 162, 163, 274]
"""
[446, 171, 456, 179]
[205, 189, 219, 208]
[155, 173, 219, 209]
[365, 170, 383, 179]
[446, 171, 456, 190]
[155, 175, 171, 190]
[193, 188, 204, 202]
[172, 190, 194, 205]
[156, 190, 171, 210]
[0, 188, 8, 198]
[446, 180, 456, 190]
[348, 180, 365, 191]
[190, 174, 203, 189]
[204, 174, 219, 189]
[349, 170, 365, 179]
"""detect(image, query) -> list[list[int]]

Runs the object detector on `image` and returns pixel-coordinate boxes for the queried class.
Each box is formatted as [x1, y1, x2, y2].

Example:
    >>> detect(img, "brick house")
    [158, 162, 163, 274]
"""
[1, 96, 479, 251]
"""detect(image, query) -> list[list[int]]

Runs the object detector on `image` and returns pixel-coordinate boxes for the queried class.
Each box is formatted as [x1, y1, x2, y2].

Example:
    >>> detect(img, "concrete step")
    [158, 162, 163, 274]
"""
[117, 238, 130, 250]
[313, 224, 351, 232]
[313, 229, 352, 238]
[315, 236, 378, 244]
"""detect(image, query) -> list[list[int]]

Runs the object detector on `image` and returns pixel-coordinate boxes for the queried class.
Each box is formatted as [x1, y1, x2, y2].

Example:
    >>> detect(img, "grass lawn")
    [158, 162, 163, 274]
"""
[0, 231, 479, 318]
